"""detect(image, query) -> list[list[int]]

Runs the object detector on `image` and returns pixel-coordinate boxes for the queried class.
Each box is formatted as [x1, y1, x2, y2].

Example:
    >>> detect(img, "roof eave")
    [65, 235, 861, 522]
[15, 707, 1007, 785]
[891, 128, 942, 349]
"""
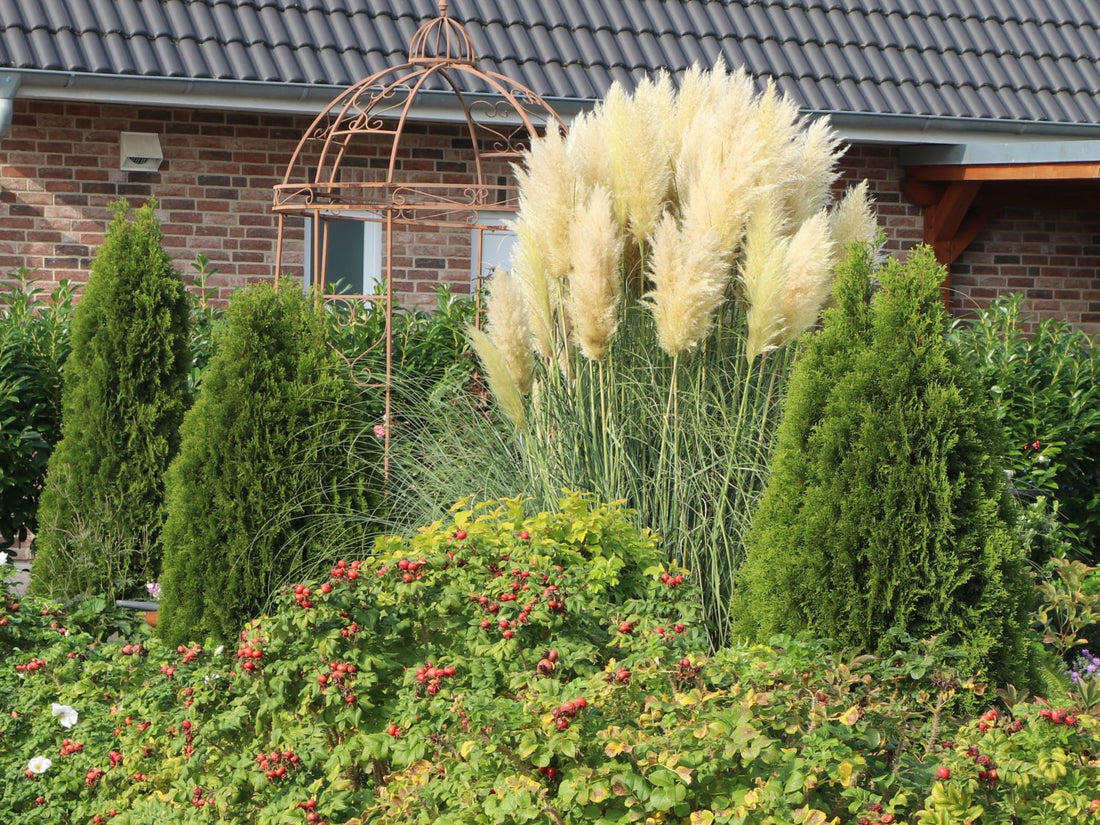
[12, 71, 1100, 144]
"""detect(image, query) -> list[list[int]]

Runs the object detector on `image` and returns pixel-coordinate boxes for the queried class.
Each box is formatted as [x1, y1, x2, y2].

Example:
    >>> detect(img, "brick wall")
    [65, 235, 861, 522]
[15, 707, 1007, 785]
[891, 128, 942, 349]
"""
[0, 99, 507, 307]
[2, 100, 1099, 333]
[949, 208, 1100, 332]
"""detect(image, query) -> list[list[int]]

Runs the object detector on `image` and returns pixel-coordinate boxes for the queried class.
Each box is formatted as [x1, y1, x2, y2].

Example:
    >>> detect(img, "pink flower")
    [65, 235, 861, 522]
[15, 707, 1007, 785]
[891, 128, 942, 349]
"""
[373, 424, 388, 439]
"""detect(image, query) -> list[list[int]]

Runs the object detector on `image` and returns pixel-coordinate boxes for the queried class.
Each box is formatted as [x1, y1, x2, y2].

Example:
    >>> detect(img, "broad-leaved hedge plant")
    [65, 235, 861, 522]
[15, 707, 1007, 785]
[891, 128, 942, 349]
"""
[3, 498, 1099, 823]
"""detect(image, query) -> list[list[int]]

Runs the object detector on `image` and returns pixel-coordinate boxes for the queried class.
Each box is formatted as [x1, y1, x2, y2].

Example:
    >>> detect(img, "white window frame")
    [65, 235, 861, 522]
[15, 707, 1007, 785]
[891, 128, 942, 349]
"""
[471, 212, 518, 291]
[304, 211, 383, 296]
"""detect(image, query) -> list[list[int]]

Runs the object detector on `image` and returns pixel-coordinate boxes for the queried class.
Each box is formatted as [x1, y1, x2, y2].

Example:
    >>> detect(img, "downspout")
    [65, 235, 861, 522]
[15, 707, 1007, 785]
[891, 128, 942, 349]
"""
[0, 73, 20, 138]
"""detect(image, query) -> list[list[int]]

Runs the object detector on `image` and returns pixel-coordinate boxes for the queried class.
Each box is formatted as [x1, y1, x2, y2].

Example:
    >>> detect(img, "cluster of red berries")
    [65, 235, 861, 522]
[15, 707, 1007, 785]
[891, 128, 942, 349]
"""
[1038, 706, 1078, 726]
[108, 750, 123, 767]
[236, 636, 264, 672]
[977, 708, 999, 732]
[395, 557, 429, 584]
[386, 723, 401, 737]
[415, 661, 456, 695]
[317, 660, 357, 704]
[611, 666, 631, 684]
[659, 571, 686, 587]
[160, 665, 176, 678]
[90, 812, 117, 824]
[550, 697, 587, 730]
[85, 767, 105, 788]
[47, 620, 68, 635]
[858, 802, 895, 824]
[965, 745, 999, 783]
[191, 786, 216, 808]
[537, 765, 558, 780]
[295, 798, 327, 824]
[330, 558, 362, 583]
[132, 772, 148, 782]
[176, 643, 202, 664]
[120, 643, 144, 657]
[15, 657, 46, 673]
[340, 622, 359, 638]
[536, 650, 559, 676]
[292, 584, 315, 609]
[256, 749, 301, 781]
[471, 566, 565, 639]
[59, 738, 84, 757]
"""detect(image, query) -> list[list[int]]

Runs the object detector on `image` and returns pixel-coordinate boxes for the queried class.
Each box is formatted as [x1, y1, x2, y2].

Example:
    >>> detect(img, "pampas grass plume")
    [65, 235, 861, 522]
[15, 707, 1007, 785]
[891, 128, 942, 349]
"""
[567, 186, 625, 360]
[829, 181, 879, 258]
[782, 118, 843, 226]
[514, 127, 578, 282]
[468, 326, 527, 429]
[644, 212, 729, 357]
[741, 204, 790, 362]
[511, 223, 555, 361]
[485, 270, 535, 394]
[779, 211, 835, 345]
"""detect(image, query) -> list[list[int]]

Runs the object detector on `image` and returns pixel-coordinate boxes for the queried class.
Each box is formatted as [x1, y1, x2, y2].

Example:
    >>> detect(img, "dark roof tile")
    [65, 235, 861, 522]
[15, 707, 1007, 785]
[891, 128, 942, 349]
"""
[5, 0, 1100, 127]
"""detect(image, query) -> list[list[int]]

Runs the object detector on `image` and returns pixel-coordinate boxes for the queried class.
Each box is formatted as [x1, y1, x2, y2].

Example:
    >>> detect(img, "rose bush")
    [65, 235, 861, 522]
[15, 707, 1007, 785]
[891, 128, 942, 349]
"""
[2, 497, 1099, 823]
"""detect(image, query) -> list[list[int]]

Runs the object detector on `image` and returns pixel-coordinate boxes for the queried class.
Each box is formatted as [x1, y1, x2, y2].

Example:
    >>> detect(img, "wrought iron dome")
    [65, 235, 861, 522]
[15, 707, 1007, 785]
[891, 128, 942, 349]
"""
[272, 0, 566, 270]
[272, 0, 566, 471]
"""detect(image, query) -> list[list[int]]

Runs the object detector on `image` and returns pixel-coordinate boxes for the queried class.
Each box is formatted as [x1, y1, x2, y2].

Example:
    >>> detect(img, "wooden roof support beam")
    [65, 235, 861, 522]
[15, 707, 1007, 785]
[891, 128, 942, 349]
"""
[906, 161, 1100, 182]
[902, 178, 988, 305]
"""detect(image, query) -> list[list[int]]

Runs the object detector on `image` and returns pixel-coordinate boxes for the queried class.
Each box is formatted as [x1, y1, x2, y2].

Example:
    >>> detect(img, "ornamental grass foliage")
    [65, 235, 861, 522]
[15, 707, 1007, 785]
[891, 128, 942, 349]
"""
[735, 245, 1036, 689]
[30, 202, 191, 602]
[3, 501, 1100, 824]
[156, 282, 382, 647]
[464, 64, 878, 648]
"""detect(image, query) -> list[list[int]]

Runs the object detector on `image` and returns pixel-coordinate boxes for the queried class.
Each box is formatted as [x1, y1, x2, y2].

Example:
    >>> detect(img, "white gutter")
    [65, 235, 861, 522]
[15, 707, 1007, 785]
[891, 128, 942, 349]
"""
[0, 73, 20, 138]
[13, 69, 1100, 146]
[10, 69, 591, 123]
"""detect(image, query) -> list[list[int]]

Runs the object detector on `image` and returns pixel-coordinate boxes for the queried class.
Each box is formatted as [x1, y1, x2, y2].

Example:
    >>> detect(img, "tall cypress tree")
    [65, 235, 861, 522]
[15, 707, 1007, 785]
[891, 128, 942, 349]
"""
[156, 283, 378, 646]
[31, 201, 191, 601]
[734, 245, 1035, 687]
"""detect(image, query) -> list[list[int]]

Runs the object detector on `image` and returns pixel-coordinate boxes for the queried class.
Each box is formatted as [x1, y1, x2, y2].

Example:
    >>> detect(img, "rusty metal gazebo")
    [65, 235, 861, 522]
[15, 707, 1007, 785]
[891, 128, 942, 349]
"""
[272, 0, 565, 469]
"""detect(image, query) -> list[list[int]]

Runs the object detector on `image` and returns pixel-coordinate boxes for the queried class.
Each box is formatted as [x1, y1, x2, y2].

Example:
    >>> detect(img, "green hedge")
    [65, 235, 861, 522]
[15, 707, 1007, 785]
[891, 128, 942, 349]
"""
[157, 282, 381, 646]
[735, 246, 1035, 689]
[30, 203, 191, 601]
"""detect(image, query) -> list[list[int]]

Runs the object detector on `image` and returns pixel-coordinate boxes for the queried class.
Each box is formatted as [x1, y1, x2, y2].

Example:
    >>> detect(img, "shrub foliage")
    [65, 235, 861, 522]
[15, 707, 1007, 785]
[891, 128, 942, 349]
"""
[156, 282, 379, 646]
[2, 498, 1099, 823]
[0, 273, 75, 547]
[735, 246, 1035, 688]
[30, 203, 190, 600]
[952, 293, 1100, 562]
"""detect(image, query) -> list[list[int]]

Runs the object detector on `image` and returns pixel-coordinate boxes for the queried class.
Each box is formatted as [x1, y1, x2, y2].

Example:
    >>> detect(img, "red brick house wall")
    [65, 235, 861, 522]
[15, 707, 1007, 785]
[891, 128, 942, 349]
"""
[3, 100, 1099, 334]
[0, 99, 507, 306]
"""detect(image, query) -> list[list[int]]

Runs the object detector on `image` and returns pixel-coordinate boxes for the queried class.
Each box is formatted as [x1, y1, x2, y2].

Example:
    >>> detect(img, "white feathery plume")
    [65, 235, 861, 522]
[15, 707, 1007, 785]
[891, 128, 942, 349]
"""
[513, 127, 580, 282]
[510, 221, 555, 361]
[778, 211, 836, 346]
[828, 181, 879, 259]
[566, 186, 625, 360]
[740, 203, 791, 362]
[782, 117, 844, 227]
[468, 327, 527, 429]
[644, 212, 730, 357]
[484, 269, 535, 394]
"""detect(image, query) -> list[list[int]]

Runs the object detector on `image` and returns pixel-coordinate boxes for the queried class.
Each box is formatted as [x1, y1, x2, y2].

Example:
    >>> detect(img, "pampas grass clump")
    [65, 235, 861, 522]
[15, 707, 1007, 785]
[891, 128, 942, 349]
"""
[455, 64, 881, 646]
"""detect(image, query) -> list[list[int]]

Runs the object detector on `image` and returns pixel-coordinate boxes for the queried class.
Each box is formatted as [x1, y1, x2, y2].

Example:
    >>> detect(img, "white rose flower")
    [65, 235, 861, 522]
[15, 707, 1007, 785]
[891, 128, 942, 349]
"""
[51, 702, 78, 728]
[0, 551, 9, 565]
[27, 756, 53, 774]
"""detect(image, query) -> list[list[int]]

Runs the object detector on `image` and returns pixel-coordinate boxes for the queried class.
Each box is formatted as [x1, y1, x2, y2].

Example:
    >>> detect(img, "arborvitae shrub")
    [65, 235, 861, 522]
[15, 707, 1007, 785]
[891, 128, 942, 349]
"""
[156, 283, 380, 646]
[734, 245, 1035, 687]
[30, 202, 190, 600]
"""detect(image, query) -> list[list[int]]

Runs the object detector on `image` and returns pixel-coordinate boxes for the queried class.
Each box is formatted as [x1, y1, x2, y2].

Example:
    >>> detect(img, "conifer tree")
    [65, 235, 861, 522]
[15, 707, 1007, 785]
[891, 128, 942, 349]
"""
[734, 245, 1035, 687]
[156, 283, 378, 646]
[30, 201, 191, 601]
